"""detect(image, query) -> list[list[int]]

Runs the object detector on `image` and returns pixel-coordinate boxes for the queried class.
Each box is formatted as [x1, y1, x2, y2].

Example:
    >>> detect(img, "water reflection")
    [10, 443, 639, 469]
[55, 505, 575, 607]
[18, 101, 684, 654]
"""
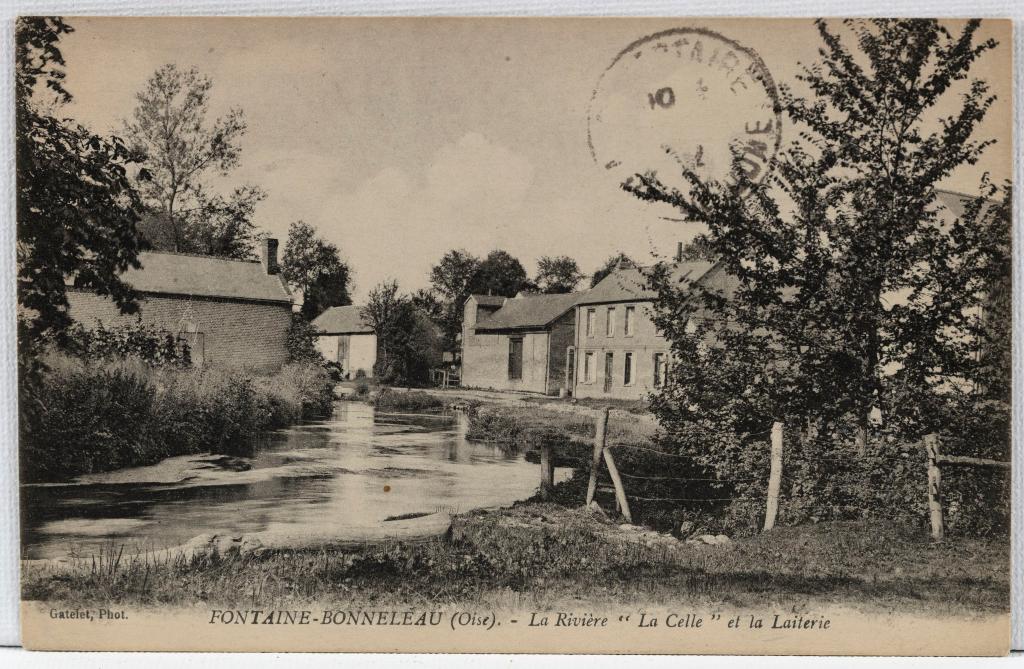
[22, 403, 564, 560]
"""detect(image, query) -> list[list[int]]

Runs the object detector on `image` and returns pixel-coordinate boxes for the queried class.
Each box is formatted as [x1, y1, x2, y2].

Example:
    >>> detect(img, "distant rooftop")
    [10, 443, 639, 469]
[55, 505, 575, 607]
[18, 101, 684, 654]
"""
[474, 292, 581, 332]
[576, 260, 716, 306]
[115, 251, 292, 304]
[312, 304, 373, 335]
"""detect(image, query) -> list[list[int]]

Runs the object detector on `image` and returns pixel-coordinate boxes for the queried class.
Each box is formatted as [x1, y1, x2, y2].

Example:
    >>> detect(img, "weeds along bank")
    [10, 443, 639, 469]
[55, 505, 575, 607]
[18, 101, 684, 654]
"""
[19, 350, 335, 483]
[462, 403, 1010, 541]
[21, 505, 1009, 613]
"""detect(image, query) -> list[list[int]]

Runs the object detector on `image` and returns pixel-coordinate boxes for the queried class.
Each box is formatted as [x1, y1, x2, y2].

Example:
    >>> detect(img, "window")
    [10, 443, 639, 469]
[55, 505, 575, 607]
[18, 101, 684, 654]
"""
[624, 306, 635, 337]
[623, 352, 633, 385]
[606, 307, 615, 337]
[583, 351, 596, 383]
[653, 352, 666, 388]
[508, 337, 523, 380]
[586, 309, 596, 337]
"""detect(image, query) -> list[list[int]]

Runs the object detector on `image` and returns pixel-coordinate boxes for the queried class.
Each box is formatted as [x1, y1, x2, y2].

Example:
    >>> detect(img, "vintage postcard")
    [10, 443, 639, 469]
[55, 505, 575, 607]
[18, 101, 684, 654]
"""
[15, 16, 1013, 654]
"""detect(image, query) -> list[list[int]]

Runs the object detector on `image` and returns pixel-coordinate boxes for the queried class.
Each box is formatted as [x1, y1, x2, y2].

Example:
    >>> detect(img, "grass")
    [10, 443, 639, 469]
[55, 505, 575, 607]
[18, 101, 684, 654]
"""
[372, 388, 449, 412]
[22, 504, 1009, 615]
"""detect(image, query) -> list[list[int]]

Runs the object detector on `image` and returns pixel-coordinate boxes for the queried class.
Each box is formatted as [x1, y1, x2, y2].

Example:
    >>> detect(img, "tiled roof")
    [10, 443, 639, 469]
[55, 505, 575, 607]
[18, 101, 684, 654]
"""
[576, 261, 716, 306]
[475, 292, 581, 332]
[311, 305, 373, 335]
[120, 251, 292, 303]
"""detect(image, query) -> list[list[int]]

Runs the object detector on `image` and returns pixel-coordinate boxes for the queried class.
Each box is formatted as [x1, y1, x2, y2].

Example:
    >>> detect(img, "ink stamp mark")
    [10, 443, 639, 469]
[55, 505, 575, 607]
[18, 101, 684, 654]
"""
[588, 27, 782, 193]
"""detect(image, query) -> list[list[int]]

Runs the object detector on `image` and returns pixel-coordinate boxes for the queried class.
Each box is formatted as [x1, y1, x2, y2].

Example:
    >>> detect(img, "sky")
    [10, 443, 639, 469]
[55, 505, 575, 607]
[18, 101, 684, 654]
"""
[56, 17, 1013, 301]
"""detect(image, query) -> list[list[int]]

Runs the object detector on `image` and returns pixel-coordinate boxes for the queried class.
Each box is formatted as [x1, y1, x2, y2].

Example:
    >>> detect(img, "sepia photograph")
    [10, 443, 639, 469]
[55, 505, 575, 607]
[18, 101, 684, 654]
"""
[13, 15, 1014, 654]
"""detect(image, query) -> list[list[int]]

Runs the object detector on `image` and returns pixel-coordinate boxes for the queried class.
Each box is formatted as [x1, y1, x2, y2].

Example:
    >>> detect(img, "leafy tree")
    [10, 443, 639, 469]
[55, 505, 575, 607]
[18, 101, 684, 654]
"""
[410, 288, 444, 321]
[16, 17, 145, 341]
[285, 312, 327, 364]
[429, 249, 480, 349]
[469, 249, 530, 297]
[678, 235, 717, 262]
[535, 255, 584, 294]
[590, 252, 633, 287]
[124, 63, 265, 259]
[361, 281, 441, 386]
[625, 19, 1007, 530]
[281, 221, 352, 319]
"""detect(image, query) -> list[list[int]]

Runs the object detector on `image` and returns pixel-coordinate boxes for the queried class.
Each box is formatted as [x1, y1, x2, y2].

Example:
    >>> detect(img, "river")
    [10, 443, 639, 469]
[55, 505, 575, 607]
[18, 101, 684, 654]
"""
[21, 403, 567, 561]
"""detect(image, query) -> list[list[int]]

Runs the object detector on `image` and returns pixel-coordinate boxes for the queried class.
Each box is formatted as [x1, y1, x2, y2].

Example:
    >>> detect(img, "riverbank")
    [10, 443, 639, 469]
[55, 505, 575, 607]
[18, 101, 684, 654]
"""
[21, 503, 1009, 615]
[20, 352, 335, 482]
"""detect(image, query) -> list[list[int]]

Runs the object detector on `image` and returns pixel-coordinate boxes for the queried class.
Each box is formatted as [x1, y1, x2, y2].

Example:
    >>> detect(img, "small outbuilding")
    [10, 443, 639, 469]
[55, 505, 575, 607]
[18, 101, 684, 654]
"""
[311, 305, 377, 379]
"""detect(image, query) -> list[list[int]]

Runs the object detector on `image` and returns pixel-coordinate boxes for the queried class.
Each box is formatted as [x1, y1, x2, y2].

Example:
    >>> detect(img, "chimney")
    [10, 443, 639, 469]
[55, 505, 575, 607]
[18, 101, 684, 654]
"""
[675, 241, 684, 263]
[261, 238, 279, 275]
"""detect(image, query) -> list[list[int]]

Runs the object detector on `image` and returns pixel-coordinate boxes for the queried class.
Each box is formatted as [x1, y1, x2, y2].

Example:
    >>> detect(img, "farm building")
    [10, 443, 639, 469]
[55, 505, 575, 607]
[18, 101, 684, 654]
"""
[311, 305, 377, 379]
[461, 292, 579, 395]
[65, 239, 293, 370]
[569, 259, 737, 401]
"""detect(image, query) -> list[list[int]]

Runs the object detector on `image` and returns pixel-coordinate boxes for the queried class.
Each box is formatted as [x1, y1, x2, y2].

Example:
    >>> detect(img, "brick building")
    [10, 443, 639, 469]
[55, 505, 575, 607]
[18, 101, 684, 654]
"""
[65, 239, 293, 370]
[461, 292, 579, 395]
[311, 305, 378, 378]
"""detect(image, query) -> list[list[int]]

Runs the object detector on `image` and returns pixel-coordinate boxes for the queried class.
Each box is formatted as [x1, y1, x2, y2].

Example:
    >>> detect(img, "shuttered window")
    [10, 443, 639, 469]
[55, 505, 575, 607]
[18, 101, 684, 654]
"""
[624, 352, 633, 385]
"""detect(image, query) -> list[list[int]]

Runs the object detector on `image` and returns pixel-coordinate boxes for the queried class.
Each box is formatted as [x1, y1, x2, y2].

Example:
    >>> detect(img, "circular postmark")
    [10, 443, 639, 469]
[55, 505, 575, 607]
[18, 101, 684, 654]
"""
[588, 27, 782, 194]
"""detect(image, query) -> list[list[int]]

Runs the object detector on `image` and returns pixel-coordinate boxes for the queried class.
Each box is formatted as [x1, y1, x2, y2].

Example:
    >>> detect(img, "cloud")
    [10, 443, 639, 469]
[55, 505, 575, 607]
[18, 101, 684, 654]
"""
[316, 132, 536, 299]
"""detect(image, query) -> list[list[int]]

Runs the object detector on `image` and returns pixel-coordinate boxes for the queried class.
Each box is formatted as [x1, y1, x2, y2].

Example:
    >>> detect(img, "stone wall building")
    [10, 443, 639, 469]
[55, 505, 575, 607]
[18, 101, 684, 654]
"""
[311, 305, 378, 379]
[461, 292, 579, 395]
[569, 260, 734, 401]
[65, 239, 293, 370]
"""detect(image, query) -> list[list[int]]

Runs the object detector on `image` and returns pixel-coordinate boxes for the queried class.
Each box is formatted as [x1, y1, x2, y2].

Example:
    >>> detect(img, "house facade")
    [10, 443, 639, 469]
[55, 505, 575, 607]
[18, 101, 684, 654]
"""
[461, 292, 578, 395]
[569, 260, 731, 400]
[65, 239, 293, 370]
[311, 305, 378, 379]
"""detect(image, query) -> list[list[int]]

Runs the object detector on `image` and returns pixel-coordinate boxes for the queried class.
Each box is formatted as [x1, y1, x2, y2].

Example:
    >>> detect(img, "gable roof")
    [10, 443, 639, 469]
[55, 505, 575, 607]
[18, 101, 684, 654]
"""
[474, 292, 580, 332]
[311, 305, 374, 335]
[576, 261, 716, 306]
[119, 251, 292, 304]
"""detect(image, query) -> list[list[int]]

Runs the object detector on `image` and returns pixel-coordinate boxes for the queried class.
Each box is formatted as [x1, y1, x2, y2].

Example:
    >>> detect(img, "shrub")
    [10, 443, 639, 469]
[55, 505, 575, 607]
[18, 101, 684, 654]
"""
[19, 352, 337, 482]
[372, 388, 446, 413]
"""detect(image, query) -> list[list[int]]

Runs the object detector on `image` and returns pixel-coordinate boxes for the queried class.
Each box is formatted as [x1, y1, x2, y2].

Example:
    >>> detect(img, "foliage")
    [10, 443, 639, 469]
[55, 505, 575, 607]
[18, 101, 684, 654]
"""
[20, 353, 334, 482]
[409, 288, 444, 321]
[429, 249, 481, 349]
[590, 252, 633, 287]
[534, 255, 584, 294]
[285, 312, 326, 364]
[361, 280, 442, 386]
[372, 389, 447, 413]
[124, 64, 265, 259]
[678, 235, 716, 262]
[281, 220, 352, 319]
[469, 250, 531, 298]
[624, 19, 1008, 536]
[16, 17, 145, 341]
[58, 318, 189, 366]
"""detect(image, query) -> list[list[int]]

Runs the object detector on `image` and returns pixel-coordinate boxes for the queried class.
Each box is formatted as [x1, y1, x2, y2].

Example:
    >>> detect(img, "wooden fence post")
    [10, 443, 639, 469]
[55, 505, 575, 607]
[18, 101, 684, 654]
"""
[924, 434, 944, 542]
[603, 446, 633, 524]
[539, 440, 554, 499]
[585, 408, 609, 505]
[763, 421, 784, 532]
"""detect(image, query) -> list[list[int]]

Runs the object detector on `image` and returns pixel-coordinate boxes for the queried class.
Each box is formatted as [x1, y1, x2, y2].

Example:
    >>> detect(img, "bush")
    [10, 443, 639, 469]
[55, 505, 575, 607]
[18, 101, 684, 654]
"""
[57, 318, 190, 366]
[19, 352, 336, 482]
[372, 388, 446, 413]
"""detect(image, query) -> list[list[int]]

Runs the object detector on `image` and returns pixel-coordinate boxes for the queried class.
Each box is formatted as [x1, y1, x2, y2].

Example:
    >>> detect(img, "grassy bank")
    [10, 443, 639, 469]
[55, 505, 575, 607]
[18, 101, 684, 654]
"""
[20, 352, 335, 482]
[21, 505, 1009, 614]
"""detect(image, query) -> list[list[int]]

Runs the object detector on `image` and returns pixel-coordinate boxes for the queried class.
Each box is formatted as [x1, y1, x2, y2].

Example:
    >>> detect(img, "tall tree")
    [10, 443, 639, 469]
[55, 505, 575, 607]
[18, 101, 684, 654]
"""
[16, 17, 145, 340]
[627, 18, 1003, 455]
[429, 249, 480, 349]
[535, 255, 584, 294]
[281, 221, 352, 320]
[469, 249, 530, 298]
[124, 64, 265, 258]
[590, 252, 633, 287]
[361, 281, 440, 385]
